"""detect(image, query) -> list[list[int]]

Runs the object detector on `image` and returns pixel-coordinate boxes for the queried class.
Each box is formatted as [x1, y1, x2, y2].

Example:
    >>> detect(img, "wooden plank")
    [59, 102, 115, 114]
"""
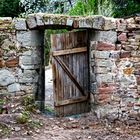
[63, 32, 74, 116]
[57, 34, 64, 116]
[54, 56, 86, 96]
[51, 30, 90, 116]
[55, 96, 88, 106]
[52, 47, 87, 56]
[51, 35, 59, 116]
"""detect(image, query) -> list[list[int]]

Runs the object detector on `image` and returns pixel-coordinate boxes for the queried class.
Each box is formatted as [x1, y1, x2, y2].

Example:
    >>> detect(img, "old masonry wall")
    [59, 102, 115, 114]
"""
[0, 14, 139, 121]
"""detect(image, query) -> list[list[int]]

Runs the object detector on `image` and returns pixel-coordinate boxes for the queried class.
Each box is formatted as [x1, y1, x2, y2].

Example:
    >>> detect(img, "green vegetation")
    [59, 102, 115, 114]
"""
[16, 111, 30, 124]
[22, 95, 38, 112]
[113, 0, 140, 18]
[0, 0, 140, 18]
[68, 0, 114, 17]
[0, 123, 11, 137]
[0, 0, 20, 17]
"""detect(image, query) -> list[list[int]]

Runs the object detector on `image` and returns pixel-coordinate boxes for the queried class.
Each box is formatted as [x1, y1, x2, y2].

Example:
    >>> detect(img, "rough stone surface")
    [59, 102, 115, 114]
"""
[16, 30, 44, 48]
[91, 31, 117, 43]
[8, 83, 20, 92]
[14, 18, 27, 30]
[0, 14, 140, 122]
[19, 70, 39, 83]
[26, 14, 37, 29]
[36, 13, 45, 26]
[90, 16, 140, 121]
[0, 70, 15, 86]
[0, 17, 12, 30]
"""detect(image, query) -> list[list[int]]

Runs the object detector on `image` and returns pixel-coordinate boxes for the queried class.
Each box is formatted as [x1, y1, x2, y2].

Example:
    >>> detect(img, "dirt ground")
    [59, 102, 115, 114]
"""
[0, 68, 140, 140]
[0, 112, 140, 140]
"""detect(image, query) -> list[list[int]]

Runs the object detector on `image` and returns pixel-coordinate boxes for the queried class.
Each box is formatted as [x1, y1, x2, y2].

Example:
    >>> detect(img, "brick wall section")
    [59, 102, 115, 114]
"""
[90, 17, 140, 122]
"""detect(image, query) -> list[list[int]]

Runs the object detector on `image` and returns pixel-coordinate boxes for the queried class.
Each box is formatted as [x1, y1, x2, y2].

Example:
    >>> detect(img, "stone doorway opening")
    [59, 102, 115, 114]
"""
[44, 29, 90, 117]
[44, 30, 69, 115]
[45, 65, 54, 115]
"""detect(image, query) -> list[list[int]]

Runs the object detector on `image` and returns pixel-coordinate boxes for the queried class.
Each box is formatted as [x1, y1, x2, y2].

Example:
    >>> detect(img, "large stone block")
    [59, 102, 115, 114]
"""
[19, 54, 41, 65]
[16, 30, 44, 48]
[95, 59, 115, 67]
[26, 14, 37, 29]
[19, 70, 39, 83]
[8, 83, 20, 93]
[96, 74, 113, 83]
[35, 13, 45, 26]
[91, 31, 117, 43]
[95, 51, 110, 59]
[92, 16, 105, 30]
[0, 70, 15, 86]
[19, 51, 41, 69]
[104, 18, 116, 30]
[94, 67, 109, 74]
[95, 42, 116, 51]
[14, 18, 27, 30]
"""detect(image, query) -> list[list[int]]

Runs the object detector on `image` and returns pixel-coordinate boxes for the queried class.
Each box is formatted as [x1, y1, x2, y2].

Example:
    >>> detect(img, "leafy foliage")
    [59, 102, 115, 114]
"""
[0, 0, 21, 17]
[68, 0, 114, 17]
[113, 0, 140, 17]
[20, 0, 48, 16]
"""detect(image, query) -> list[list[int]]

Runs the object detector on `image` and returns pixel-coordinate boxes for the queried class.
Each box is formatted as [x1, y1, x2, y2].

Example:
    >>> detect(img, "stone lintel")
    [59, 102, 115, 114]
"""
[26, 13, 116, 30]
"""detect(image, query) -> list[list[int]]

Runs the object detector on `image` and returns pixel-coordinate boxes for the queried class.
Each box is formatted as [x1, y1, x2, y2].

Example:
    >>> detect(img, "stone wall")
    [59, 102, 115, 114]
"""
[0, 17, 44, 112]
[90, 17, 140, 122]
[0, 14, 139, 120]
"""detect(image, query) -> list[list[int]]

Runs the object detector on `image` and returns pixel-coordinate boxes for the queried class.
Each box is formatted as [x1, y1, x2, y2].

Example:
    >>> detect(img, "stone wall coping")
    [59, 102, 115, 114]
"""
[25, 13, 116, 30]
[0, 14, 140, 31]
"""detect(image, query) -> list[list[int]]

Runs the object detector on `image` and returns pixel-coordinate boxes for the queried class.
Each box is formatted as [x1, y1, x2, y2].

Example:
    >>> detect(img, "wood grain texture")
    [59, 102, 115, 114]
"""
[52, 47, 87, 56]
[51, 30, 90, 116]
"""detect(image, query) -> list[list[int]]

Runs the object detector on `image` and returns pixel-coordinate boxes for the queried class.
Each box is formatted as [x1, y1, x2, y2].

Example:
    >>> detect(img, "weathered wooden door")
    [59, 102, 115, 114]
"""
[51, 30, 90, 116]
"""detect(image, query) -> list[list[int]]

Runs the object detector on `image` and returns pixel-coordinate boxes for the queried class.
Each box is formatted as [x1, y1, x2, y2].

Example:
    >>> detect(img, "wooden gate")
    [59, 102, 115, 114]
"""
[51, 30, 90, 116]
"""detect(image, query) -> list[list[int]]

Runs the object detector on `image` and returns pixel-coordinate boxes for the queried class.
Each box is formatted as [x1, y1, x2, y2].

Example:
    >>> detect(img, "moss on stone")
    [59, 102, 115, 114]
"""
[0, 35, 9, 45]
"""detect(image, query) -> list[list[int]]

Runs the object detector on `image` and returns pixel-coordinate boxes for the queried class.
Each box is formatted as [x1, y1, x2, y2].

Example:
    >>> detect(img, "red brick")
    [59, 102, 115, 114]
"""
[98, 94, 111, 104]
[127, 102, 134, 107]
[0, 59, 5, 68]
[135, 103, 140, 106]
[96, 42, 116, 51]
[5, 57, 19, 68]
[120, 51, 131, 58]
[137, 76, 140, 85]
[98, 86, 116, 94]
[118, 33, 127, 42]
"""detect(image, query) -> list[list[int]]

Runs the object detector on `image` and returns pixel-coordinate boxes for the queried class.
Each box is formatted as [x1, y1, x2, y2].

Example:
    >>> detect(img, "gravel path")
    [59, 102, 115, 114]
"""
[45, 67, 54, 110]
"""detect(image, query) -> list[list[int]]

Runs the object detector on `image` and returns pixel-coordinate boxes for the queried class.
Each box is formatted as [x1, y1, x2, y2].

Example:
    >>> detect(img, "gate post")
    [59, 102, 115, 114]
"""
[17, 29, 45, 111]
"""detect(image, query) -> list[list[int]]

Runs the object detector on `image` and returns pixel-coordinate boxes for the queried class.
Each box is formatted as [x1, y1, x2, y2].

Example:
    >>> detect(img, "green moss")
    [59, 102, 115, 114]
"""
[0, 123, 11, 137]
[16, 111, 30, 124]
[27, 119, 43, 129]
[0, 94, 10, 114]
[85, 17, 93, 26]
[22, 95, 38, 112]
[43, 14, 69, 24]
[0, 35, 8, 45]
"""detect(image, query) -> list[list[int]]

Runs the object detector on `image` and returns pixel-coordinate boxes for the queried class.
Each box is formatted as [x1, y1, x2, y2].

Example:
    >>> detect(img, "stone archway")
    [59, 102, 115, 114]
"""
[0, 14, 139, 120]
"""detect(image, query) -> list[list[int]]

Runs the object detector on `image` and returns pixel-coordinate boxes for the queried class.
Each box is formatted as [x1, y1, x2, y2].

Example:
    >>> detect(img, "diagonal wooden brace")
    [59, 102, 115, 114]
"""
[54, 56, 86, 96]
